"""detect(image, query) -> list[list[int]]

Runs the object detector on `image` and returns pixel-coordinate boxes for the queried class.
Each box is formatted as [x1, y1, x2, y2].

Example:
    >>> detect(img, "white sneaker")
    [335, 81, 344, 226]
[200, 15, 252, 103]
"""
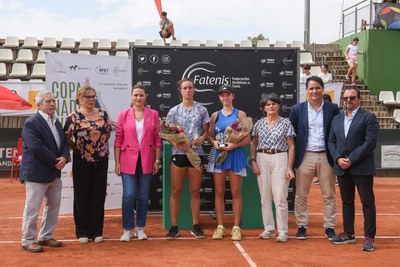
[136, 227, 148, 240]
[276, 232, 288, 243]
[94, 236, 103, 243]
[78, 237, 89, 244]
[120, 230, 132, 242]
[259, 230, 275, 239]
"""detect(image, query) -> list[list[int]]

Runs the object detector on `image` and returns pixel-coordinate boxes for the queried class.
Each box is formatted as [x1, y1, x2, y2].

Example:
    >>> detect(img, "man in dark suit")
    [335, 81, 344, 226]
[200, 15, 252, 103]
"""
[328, 87, 379, 252]
[20, 91, 69, 253]
[289, 76, 340, 240]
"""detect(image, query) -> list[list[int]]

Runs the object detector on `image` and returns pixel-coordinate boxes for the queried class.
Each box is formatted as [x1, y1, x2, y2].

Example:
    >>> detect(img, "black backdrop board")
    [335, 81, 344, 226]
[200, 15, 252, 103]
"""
[132, 47, 299, 121]
[133, 47, 299, 212]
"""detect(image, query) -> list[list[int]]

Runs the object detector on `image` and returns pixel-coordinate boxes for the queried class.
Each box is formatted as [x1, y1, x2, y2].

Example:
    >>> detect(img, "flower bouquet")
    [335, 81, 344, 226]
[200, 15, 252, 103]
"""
[159, 120, 202, 169]
[215, 117, 253, 165]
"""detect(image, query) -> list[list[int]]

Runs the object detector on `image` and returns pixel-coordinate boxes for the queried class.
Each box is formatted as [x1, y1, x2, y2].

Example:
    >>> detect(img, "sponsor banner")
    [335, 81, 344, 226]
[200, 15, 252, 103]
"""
[0, 82, 45, 116]
[300, 82, 344, 105]
[381, 145, 400, 168]
[0, 128, 22, 171]
[132, 48, 299, 121]
[45, 53, 132, 214]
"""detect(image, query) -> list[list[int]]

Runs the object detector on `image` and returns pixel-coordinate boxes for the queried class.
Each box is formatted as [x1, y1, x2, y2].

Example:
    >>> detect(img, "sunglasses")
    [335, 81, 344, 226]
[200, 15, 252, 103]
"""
[343, 96, 356, 101]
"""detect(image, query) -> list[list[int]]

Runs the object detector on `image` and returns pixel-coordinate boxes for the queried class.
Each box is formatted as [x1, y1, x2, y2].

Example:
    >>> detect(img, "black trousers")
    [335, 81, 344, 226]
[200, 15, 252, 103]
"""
[337, 172, 376, 238]
[72, 155, 108, 239]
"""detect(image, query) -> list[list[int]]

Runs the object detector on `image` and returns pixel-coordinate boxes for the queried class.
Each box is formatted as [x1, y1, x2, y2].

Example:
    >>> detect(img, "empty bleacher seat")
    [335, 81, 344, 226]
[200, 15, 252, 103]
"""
[16, 49, 34, 62]
[41, 37, 57, 49]
[3, 36, 19, 48]
[152, 39, 165, 46]
[291, 40, 304, 50]
[29, 79, 44, 82]
[7, 79, 22, 82]
[310, 66, 321, 76]
[379, 91, 400, 106]
[10, 63, 28, 77]
[117, 39, 130, 50]
[77, 50, 91, 55]
[58, 50, 71, 54]
[60, 38, 76, 49]
[222, 40, 235, 47]
[97, 39, 112, 50]
[0, 63, 6, 77]
[96, 50, 110, 56]
[274, 41, 287, 48]
[36, 50, 50, 62]
[396, 91, 400, 102]
[300, 52, 315, 65]
[394, 109, 400, 123]
[205, 40, 218, 47]
[79, 38, 93, 50]
[115, 51, 129, 57]
[256, 40, 270, 48]
[0, 49, 14, 62]
[22, 37, 38, 48]
[170, 39, 183, 47]
[134, 39, 147, 46]
[240, 40, 252, 48]
[188, 40, 201, 47]
[31, 63, 45, 78]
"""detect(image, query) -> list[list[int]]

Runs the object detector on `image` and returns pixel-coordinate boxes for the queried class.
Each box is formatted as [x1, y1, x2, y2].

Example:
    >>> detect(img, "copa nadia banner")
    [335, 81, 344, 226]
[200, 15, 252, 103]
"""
[45, 53, 132, 213]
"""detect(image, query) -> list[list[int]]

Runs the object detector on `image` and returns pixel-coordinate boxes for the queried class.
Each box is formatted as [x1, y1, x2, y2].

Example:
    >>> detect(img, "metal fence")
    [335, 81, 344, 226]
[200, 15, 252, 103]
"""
[341, 0, 375, 38]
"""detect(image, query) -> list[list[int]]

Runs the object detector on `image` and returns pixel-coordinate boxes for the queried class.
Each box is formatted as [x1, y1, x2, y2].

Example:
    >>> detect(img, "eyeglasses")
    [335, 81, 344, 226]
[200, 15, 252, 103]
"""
[343, 96, 357, 101]
[83, 96, 97, 100]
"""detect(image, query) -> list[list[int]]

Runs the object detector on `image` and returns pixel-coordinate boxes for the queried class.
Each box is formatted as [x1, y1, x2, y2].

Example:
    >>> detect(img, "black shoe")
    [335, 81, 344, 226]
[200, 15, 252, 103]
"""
[325, 228, 336, 240]
[331, 232, 357, 244]
[166, 226, 179, 240]
[296, 226, 307, 240]
[191, 224, 205, 239]
[313, 179, 320, 185]
[362, 237, 375, 251]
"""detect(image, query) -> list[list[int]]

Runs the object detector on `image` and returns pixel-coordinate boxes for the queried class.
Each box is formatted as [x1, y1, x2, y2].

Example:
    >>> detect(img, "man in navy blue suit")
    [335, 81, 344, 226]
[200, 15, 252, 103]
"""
[289, 76, 339, 240]
[20, 91, 69, 253]
[328, 87, 379, 252]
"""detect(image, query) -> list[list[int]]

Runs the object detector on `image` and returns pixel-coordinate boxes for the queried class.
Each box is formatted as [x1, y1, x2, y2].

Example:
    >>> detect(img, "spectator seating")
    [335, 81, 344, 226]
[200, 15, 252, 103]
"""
[79, 38, 93, 50]
[115, 51, 129, 57]
[116, 39, 130, 50]
[36, 50, 50, 62]
[274, 40, 287, 48]
[16, 49, 34, 62]
[3, 36, 19, 48]
[22, 37, 38, 48]
[300, 52, 315, 65]
[291, 40, 305, 50]
[58, 50, 71, 54]
[310, 66, 321, 76]
[222, 40, 235, 47]
[394, 109, 400, 123]
[240, 40, 252, 48]
[0, 63, 6, 77]
[379, 91, 400, 106]
[97, 39, 112, 50]
[96, 50, 110, 56]
[0, 49, 14, 62]
[30, 63, 45, 78]
[10, 63, 28, 77]
[41, 37, 57, 49]
[170, 39, 183, 46]
[396, 91, 400, 102]
[152, 39, 165, 46]
[60, 38, 76, 50]
[134, 39, 147, 46]
[188, 40, 201, 47]
[77, 50, 91, 55]
[256, 40, 270, 48]
[205, 40, 218, 47]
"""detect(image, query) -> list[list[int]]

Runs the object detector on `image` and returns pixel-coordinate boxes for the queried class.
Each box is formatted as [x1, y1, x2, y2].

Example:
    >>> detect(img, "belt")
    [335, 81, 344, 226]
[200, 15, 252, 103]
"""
[307, 150, 326, 153]
[257, 149, 286, 154]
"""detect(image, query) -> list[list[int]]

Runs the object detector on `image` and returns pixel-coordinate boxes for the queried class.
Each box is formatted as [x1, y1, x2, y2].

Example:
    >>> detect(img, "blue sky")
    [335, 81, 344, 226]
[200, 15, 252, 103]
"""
[1, 0, 366, 44]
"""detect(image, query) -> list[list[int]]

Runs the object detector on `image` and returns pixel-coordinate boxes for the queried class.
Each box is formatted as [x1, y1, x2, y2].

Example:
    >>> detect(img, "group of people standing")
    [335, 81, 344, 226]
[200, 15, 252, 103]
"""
[20, 75, 378, 253]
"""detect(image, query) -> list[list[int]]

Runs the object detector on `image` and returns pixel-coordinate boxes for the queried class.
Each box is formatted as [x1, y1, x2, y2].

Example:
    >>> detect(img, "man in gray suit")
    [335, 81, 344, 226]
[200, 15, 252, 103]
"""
[20, 91, 69, 253]
[328, 87, 379, 252]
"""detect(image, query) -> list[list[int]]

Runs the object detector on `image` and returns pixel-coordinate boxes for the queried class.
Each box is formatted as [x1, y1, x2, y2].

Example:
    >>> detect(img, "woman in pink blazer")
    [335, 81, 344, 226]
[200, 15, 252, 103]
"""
[114, 85, 162, 242]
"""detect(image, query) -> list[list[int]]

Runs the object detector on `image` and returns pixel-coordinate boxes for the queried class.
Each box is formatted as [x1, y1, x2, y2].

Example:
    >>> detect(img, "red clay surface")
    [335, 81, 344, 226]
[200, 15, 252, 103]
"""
[1, 176, 399, 266]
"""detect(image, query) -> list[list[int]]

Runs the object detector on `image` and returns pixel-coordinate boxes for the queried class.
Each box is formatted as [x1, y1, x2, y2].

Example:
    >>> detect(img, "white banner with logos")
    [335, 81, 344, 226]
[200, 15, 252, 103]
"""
[381, 145, 400, 168]
[299, 82, 344, 105]
[45, 53, 132, 214]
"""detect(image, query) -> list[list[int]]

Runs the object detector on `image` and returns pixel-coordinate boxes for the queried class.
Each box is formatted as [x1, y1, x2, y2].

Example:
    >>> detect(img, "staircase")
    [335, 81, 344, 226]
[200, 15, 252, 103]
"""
[313, 44, 398, 129]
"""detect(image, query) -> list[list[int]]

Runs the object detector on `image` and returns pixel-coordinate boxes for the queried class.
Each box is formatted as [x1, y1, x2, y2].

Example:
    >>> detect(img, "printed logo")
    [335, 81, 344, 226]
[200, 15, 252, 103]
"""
[95, 65, 109, 75]
[138, 68, 149, 75]
[113, 66, 127, 76]
[161, 55, 171, 64]
[279, 70, 294, 76]
[283, 58, 294, 65]
[159, 104, 171, 111]
[156, 69, 171, 75]
[260, 58, 275, 64]
[282, 81, 293, 89]
[53, 62, 65, 73]
[260, 82, 274, 88]
[159, 80, 170, 88]
[138, 54, 147, 63]
[261, 69, 272, 77]
[149, 54, 159, 64]
[157, 92, 172, 99]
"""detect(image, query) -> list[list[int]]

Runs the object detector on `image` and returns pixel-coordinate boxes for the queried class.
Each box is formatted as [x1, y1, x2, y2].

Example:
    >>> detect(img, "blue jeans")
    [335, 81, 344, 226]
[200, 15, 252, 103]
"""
[121, 156, 152, 230]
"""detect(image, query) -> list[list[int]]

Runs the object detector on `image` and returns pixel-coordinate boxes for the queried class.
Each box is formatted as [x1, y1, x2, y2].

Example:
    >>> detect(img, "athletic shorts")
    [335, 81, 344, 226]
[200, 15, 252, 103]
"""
[170, 154, 206, 168]
[159, 30, 172, 39]
[347, 54, 358, 64]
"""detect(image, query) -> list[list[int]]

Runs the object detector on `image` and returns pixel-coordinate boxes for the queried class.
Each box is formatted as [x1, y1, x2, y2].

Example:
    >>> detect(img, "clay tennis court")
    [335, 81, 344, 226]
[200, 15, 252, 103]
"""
[1, 176, 399, 266]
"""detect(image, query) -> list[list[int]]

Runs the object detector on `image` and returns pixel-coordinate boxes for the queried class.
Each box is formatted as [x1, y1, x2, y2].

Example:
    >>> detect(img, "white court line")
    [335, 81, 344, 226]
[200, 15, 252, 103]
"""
[1, 235, 400, 244]
[233, 241, 257, 267]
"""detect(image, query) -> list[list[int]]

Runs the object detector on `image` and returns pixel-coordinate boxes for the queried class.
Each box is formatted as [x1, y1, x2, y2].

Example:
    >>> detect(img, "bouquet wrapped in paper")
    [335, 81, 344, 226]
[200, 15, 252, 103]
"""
[216, 117, 253, 165]
[159, 120, 202, 169]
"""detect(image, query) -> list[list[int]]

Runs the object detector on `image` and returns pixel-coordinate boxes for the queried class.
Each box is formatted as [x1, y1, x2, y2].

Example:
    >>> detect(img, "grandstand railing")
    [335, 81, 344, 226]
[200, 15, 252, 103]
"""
[341, 0, 374, 38]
